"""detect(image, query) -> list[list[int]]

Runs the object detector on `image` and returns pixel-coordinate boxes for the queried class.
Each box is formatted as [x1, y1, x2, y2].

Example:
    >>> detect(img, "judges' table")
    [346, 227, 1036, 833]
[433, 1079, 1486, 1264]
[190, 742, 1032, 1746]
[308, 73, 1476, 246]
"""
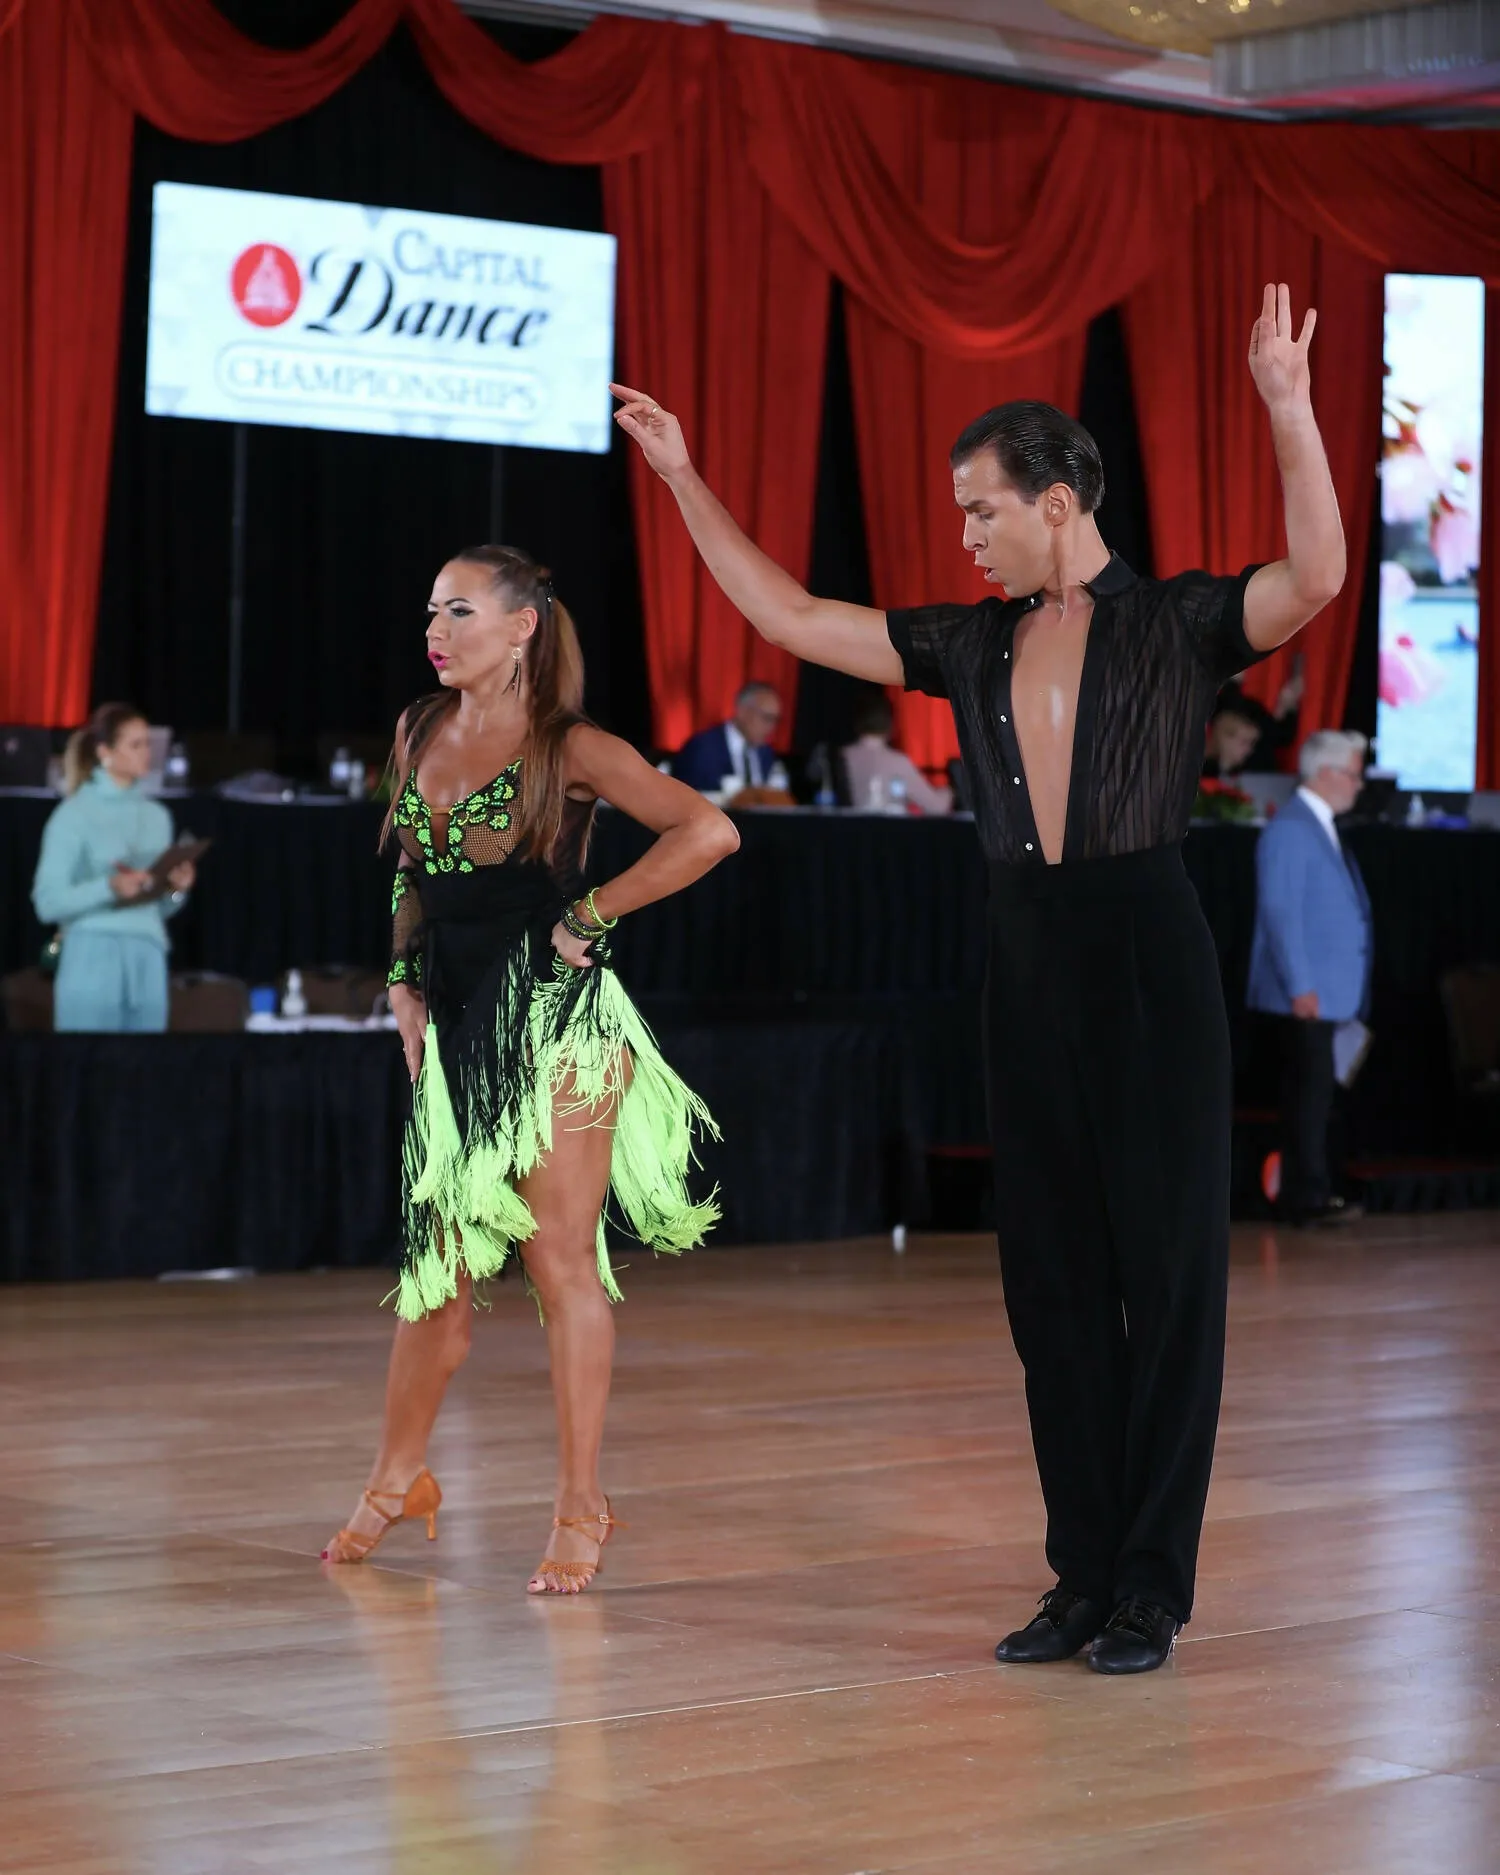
[4, 792, 1500, 1161]
[0, 789, 992, 994]
[0, 1014, 918, 1282]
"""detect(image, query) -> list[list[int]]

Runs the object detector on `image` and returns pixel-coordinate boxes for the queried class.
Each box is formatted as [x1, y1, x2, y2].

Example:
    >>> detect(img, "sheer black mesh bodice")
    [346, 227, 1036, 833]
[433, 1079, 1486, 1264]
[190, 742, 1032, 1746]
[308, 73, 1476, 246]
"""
[387, 760, 592, 990]
[887, 554, 1268, 865]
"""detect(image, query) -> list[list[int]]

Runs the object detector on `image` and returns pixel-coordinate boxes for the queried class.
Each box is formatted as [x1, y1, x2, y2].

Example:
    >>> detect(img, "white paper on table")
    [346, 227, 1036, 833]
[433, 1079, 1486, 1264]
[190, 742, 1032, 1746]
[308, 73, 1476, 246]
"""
[1334, 1019, 1373, 1088]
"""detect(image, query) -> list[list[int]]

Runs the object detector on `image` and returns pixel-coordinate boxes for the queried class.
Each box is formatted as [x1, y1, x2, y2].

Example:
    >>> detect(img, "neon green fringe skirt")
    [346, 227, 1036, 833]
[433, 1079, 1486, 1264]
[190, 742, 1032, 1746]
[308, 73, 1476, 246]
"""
[391, 959, 719, 1321]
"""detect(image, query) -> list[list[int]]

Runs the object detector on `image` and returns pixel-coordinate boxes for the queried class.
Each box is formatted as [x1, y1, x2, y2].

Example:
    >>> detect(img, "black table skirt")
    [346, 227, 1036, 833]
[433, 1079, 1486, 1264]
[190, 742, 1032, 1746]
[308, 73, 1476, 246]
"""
[0, 1016, 919, 1283]
[5, 793, 1500, 1158]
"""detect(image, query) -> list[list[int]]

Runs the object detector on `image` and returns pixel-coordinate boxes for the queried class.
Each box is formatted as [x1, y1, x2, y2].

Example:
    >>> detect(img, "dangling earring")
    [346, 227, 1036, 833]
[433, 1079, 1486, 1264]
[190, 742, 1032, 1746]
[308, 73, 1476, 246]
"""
[505, 646, 523, 694]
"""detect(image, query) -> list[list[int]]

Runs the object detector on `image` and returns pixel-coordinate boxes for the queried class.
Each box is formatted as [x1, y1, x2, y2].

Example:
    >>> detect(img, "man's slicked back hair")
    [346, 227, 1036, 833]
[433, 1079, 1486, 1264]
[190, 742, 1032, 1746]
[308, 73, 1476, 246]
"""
[950, 401, 1105, 514]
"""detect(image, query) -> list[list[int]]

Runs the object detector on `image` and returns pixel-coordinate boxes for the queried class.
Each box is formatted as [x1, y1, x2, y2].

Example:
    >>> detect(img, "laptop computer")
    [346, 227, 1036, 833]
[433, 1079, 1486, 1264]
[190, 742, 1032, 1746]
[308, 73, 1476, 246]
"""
[138, 725, 174, 796]
[1467, 792, 1500, 829]
[1235, 771, 1297, 816]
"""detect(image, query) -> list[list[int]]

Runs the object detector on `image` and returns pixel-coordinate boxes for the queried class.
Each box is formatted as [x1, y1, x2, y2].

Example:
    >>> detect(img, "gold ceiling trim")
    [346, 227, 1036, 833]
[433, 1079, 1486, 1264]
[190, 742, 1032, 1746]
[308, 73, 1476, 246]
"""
[1046, 0, 1445, 59]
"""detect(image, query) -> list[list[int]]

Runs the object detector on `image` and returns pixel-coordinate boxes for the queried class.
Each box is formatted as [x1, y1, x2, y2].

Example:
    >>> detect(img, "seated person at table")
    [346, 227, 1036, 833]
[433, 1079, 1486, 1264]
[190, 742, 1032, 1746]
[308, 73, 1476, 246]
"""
[1202, 696, 1265, 780]
[672, 682, 788, 793]
[1203, 666, 1303, 778]
[842, 692, 953, 815]
[31, 702, 196, 1033]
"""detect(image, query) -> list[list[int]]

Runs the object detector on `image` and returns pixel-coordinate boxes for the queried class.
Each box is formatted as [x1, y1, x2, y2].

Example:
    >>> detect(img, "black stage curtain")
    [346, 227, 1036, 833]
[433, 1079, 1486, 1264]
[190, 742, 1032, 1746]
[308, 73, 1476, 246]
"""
[5, 798, 1500, 1160]
[1079, 306, 1155, 582]
[0, 1018, 916, 1281]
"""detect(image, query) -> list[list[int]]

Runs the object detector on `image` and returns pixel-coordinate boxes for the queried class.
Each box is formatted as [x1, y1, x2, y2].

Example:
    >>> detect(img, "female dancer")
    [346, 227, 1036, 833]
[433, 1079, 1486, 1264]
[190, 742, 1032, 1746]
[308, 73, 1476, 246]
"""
[32, 703, 196, 1031]
[323, 546, 737, 1590]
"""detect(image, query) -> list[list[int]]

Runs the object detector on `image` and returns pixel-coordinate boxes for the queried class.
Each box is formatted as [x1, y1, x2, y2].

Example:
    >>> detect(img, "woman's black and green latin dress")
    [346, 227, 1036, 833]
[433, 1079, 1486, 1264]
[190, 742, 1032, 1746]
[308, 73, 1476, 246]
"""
[386, 759, 718, 1321]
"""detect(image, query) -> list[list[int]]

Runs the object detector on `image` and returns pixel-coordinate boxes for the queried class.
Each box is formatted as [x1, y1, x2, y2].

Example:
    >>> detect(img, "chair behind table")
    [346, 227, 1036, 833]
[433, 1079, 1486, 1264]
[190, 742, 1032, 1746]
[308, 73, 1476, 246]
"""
[169, 973, 250, 1032]
[1, 969, 250, 1033]
[1, 967, 54, 1031]
[1439, 964, 1500, 1152]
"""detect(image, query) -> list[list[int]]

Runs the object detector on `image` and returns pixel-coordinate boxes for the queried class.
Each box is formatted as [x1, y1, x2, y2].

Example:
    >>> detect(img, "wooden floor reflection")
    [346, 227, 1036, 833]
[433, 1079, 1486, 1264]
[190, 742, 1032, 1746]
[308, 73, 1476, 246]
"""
[3, 1220, 1499, 1872]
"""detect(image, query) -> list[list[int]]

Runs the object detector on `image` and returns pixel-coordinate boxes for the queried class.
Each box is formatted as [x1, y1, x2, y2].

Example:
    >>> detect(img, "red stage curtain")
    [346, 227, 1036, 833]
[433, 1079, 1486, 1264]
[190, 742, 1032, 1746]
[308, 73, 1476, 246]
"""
[407, 2, 710, 165]
[731, 33, 1213, 359]
[732, 35, 1205, 768]
[6, 0, 1500, 768]
[828, 69, 1093, 767]
[67, 0, 402, 140]
[0, 0, 709, 727]
[72, 0, 704, 158]
[1232, 122, 1500, 286]
[605, 38, 830, 749]
[847, 326, 1087, 772]
[1123, 178, 1384, 757]
[0, 0, 134, 726]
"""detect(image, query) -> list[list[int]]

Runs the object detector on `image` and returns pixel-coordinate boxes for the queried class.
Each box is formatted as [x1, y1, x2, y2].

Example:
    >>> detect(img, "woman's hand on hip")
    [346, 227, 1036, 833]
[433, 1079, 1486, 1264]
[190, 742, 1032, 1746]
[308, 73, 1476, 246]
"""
[389, 982, 428, 1082]
[550, 921, 594, 970]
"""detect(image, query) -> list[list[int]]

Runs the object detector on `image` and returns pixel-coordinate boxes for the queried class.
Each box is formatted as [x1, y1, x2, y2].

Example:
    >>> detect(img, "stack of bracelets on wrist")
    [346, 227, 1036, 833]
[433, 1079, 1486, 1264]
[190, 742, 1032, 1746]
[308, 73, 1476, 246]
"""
[560, 889, 619, 964]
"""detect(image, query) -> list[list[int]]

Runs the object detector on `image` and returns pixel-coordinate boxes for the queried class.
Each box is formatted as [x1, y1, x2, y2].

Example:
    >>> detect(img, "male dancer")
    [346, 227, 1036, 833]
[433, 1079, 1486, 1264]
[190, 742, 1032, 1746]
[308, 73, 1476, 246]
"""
[613, 285, 1344, 1674]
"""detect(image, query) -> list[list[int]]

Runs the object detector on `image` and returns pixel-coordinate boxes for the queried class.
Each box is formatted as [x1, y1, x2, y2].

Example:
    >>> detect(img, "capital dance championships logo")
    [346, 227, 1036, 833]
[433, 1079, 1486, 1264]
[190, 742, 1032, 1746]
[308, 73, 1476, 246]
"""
[230, 244, 302, 327]
[216, 227, 556, 425]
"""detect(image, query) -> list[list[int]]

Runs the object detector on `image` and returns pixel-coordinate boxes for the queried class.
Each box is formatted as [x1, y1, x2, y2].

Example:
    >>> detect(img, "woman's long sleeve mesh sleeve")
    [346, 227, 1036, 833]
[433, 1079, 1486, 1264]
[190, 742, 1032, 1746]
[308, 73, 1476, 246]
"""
[388, 861, 423, 989]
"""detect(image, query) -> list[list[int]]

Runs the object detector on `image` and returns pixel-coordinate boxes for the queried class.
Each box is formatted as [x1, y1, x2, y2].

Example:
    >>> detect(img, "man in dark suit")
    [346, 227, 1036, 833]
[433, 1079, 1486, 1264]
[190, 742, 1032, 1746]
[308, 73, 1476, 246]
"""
[1248, 729, 1373, 1225]
[672, 683, 785, 793]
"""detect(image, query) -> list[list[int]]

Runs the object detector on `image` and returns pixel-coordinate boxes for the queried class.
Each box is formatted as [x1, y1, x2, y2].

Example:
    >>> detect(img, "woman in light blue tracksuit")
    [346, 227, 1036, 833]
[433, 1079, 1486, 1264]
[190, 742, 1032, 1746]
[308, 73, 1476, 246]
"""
[31, 703, 196, 1032]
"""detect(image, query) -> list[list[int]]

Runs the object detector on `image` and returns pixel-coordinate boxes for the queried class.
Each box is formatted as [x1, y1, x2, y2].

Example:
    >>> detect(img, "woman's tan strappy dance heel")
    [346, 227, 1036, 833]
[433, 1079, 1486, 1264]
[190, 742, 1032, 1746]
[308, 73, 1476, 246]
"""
[528, 1498, 625, 1594]
[322, 1468, 442, 1564]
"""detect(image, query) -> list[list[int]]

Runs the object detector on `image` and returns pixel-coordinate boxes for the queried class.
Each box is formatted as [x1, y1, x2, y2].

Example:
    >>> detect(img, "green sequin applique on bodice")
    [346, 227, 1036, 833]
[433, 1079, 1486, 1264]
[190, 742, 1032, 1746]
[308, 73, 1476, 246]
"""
[394, 760, 521, 875]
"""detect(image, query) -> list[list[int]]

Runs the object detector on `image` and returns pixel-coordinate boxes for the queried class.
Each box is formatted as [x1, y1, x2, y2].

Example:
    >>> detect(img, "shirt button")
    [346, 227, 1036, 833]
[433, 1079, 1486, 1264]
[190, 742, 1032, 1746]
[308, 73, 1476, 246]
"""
[1025, 842, 1035, 852]
[1013, 776, 1021, 785]
[1000, 714, 1007, 723]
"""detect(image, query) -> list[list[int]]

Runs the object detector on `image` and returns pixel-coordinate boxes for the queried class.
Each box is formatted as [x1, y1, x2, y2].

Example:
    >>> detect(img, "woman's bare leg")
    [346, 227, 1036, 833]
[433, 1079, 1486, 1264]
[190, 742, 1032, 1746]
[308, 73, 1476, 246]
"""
[518, 1066, 626, 1594]
[322, 1270, 472, 1560]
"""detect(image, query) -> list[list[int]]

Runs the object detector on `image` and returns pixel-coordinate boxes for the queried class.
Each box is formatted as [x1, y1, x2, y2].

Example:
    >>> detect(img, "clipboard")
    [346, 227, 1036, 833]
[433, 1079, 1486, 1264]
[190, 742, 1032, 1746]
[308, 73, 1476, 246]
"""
[132, 836, 212, 903]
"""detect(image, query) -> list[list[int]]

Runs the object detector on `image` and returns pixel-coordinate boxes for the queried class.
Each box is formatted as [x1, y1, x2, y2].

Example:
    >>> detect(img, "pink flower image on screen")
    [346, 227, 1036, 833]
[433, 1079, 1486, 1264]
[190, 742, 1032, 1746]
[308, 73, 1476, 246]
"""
[1379, 634, 1445, 709]
[1381, 444, 1439, 525]
[1431, 497, 1480, 586]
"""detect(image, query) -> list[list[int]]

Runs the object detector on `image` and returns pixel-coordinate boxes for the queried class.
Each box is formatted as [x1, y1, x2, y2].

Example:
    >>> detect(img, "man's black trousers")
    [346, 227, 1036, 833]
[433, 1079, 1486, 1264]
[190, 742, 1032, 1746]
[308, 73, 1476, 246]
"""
[984, 845, 1230, 1623]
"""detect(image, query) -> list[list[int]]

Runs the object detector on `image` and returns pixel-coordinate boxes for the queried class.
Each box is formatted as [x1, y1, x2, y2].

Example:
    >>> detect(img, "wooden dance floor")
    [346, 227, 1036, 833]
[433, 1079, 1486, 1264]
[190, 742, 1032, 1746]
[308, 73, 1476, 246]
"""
[3, 1221, 1500, 1873]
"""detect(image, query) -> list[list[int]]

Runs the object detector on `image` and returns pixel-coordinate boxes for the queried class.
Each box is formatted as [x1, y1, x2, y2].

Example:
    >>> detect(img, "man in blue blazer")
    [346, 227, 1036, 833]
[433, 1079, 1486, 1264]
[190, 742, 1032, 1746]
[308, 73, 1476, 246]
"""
[672, 682, 785, 793]
[1248, 729, 1373, 1224]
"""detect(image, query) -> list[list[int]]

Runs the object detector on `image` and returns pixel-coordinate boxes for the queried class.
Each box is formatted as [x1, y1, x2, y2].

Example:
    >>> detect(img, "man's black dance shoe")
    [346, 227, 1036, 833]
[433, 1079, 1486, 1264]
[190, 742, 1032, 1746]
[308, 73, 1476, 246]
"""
[994, 1588, 1105, 1664]
[1087, 1598, 1182, 1675]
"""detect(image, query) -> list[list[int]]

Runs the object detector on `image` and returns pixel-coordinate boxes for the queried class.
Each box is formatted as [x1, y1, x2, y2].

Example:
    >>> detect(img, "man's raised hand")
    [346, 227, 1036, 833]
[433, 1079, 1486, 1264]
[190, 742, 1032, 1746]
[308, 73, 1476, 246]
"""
[1248, 283, 1316, 415]
[611, 384, 691, 482]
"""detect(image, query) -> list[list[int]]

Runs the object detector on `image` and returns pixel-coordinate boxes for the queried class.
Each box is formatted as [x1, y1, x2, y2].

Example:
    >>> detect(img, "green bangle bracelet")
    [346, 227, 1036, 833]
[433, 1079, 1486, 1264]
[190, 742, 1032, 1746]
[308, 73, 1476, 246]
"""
[583, 889, 619, 930]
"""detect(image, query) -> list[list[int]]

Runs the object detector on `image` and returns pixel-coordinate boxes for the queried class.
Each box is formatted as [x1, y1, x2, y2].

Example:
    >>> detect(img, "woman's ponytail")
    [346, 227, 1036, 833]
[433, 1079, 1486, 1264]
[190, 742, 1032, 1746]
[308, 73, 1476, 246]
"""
[63, 703, 143, 795]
